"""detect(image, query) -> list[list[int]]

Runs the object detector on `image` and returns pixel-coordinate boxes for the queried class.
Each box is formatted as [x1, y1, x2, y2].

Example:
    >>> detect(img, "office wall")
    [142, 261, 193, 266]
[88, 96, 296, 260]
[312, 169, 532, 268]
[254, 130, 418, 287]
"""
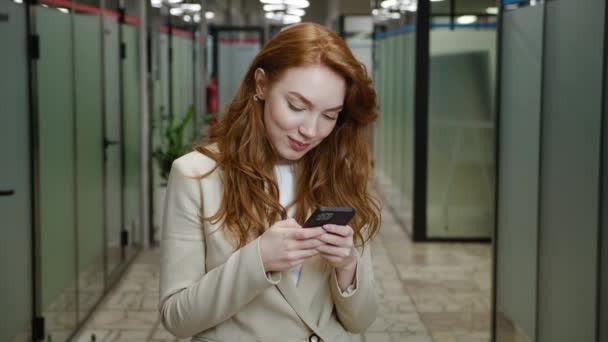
[495, 5, 544, 340]
[495, 0, 607, 341]
[537, 0, 605, 340]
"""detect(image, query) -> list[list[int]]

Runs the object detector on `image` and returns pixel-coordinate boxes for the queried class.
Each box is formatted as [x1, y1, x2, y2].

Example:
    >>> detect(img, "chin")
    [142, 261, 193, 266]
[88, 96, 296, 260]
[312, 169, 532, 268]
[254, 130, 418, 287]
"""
[280, 147, 307, 161]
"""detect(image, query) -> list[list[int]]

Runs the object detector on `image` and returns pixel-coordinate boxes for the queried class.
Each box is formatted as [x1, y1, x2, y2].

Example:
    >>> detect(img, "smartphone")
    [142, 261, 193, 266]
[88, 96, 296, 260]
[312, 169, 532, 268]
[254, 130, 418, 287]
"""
[302, 207, 355, 228]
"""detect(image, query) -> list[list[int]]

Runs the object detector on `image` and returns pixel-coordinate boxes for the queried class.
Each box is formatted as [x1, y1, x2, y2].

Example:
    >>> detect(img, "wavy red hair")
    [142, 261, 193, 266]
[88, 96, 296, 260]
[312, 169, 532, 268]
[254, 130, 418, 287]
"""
[194, 22, 381, 249]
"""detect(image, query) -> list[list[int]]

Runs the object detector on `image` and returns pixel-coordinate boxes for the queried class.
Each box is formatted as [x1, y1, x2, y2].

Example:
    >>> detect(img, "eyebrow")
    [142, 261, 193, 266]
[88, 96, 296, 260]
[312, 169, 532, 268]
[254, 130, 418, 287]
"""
[287, 91, 343, 112]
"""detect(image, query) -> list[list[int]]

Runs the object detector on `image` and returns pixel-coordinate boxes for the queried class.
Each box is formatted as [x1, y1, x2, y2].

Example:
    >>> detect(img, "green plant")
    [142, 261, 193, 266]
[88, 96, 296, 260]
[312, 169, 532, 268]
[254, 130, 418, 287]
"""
[153, 106, 195, 184]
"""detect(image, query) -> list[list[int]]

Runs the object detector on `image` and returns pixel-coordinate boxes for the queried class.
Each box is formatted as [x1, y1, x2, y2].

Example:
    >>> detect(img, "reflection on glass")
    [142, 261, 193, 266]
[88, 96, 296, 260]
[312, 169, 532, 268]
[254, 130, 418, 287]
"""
[427, 26, 496, 239]
[373, 21, 416, 234]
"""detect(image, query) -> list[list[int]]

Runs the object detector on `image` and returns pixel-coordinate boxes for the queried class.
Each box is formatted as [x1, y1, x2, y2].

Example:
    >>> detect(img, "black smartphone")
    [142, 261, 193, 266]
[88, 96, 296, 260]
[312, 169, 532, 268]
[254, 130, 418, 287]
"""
[302, 207, 355, 228]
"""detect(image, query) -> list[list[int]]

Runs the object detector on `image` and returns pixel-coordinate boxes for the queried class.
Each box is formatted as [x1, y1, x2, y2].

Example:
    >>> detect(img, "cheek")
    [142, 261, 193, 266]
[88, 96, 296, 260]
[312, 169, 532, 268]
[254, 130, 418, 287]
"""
[317, 120, 338, 140]
[267, 102, 300, 131]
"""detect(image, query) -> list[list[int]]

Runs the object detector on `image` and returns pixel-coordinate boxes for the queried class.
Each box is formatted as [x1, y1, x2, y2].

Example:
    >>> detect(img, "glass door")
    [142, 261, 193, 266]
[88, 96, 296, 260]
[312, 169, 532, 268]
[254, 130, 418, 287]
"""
[35, 2, 78, 340]
[74, 0, 105, 324]
[0, 1, 33, 341]
[103, 9, 124, 281]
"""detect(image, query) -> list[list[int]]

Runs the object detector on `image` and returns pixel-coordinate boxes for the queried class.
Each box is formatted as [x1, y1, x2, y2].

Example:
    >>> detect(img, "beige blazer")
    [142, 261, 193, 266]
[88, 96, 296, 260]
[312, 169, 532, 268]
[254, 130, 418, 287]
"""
[159, 150, 379, 342]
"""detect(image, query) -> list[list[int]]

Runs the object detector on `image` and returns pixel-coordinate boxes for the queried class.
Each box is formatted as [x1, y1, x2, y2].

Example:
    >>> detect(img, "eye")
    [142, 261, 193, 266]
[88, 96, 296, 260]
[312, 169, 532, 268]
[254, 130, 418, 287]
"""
[288, 102, 305, 112]
[323, 113, 338, 121]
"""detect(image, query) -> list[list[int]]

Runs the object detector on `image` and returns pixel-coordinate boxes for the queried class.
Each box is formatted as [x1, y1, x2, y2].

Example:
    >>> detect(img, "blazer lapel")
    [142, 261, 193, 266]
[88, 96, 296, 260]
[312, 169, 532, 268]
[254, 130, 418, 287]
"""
[275, 255, 328, 330]
[275, 270, 317, 329]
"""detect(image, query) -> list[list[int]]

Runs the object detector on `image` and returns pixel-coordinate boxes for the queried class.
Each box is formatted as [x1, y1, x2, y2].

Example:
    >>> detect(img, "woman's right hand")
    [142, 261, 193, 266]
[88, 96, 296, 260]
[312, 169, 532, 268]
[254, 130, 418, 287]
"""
[259, 218, 326, 273]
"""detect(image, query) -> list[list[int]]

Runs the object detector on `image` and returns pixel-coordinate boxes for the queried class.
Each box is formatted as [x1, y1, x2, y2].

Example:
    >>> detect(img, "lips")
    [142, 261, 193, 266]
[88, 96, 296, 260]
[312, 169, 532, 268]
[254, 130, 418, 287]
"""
[288, 137, 310, 152]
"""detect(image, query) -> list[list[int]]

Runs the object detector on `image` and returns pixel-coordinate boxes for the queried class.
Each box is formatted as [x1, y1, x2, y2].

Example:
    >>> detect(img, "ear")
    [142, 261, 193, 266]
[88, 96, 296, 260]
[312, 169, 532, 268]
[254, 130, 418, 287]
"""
[254, 68, 267, 99]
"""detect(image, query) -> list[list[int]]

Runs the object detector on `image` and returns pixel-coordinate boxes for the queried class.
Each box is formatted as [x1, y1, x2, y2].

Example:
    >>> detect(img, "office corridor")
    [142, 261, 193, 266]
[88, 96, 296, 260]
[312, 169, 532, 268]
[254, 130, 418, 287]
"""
[73, 207, 491, 342]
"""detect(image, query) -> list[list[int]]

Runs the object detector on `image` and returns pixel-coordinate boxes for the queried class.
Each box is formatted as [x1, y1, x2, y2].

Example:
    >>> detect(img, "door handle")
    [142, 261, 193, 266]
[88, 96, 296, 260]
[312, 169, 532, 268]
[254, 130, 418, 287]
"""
[0, 189, 15, 196]
[103, 138, 119, 148]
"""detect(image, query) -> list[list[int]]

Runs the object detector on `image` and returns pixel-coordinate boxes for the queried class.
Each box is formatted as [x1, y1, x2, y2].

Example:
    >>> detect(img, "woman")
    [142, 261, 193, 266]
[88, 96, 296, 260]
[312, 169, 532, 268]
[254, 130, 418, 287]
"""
[159, 22, 382, 342]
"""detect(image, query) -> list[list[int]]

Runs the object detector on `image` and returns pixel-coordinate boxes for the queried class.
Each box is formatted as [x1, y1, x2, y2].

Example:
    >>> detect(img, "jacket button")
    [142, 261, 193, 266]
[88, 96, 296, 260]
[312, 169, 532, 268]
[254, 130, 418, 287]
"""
[308, 333, 320, 342]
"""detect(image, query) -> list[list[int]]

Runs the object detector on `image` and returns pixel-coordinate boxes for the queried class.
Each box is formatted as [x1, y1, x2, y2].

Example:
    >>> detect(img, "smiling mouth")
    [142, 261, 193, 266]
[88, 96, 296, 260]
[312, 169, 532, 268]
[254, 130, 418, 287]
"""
[288, 137, 310, 150]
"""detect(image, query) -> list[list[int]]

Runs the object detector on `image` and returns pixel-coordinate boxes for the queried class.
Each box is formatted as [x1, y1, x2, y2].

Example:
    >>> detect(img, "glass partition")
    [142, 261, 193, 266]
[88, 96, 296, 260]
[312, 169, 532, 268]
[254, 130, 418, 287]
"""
[35, 3, 78, 340]
[495, 4, 543, 341]
[373, 14, 416, 235]
[122, 21, 142, 260]
[151, 22, 170, 243]
[73, 1, 105, 324]
[0, 1, 33, 341]
[33, 1, 144, 339]
[171, 31, 195, 142]
[214, 28, 262, 115]
[426, 4, 497, 239]
[103, 10, 124, 282]
[495, 0, 607, 341]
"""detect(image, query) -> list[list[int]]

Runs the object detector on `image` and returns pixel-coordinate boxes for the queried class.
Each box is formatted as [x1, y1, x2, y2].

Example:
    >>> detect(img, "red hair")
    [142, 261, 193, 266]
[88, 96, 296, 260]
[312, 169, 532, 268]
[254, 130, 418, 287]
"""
[195, 23, 381, 249]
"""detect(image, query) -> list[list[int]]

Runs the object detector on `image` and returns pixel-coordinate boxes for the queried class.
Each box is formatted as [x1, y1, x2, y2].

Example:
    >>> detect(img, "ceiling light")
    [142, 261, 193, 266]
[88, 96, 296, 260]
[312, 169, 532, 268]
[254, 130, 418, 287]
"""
[205, 11, 215, 19]
[486, 7, 499, 15]
[389, 12, 401, 19]
[170, 7, 184, 16]
[405, 4, 417, 12]
[57, 7, 69, 13]
[14, 0, 23, 3]
[265, 12, 278, 19]
[430, 0, 445, 2]
[456, 15, 478, 24]
[372, 9, 380, 15]
[183, 15, 191, 22]
[283, 14, 302, 24]
[181, 4, 202, 12]
[263, 4, 286, 11]
[286, 8, 305, 16]
[193, 13, 200, 22]
[260, 0, 284, 4]
[167, 0, 183, 3]
[381, 0, 398, 9]
[151, 0, 162, 9]
[284, 0, 309, 8]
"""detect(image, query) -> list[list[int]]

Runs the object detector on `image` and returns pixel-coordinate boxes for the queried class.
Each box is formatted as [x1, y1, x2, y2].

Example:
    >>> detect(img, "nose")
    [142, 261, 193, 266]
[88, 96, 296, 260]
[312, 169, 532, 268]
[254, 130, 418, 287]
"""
[298, 115, 317, 139]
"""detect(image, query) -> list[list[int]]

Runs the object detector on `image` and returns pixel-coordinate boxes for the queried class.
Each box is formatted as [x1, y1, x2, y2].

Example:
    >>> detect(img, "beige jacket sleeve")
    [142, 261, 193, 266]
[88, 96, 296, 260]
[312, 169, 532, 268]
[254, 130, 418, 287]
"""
[158, 159, 281, 339]
[329, 244, 379, 333]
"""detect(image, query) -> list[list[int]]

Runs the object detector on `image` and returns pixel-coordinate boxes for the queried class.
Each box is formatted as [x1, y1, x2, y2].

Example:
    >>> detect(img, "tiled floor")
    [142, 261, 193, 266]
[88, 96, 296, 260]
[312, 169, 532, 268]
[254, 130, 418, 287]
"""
[74, 208, 492, 342]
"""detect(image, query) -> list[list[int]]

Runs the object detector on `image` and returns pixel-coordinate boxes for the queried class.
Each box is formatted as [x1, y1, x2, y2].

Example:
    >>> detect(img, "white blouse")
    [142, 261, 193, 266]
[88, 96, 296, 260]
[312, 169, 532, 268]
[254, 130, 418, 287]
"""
[274, 163, 302, 285]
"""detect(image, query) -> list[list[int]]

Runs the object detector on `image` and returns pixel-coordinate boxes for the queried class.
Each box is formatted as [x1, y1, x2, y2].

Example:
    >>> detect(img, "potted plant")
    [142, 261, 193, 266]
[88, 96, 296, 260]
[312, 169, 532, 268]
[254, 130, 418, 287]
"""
[154, 106, 195, 184]
[152, 106, 195, 241]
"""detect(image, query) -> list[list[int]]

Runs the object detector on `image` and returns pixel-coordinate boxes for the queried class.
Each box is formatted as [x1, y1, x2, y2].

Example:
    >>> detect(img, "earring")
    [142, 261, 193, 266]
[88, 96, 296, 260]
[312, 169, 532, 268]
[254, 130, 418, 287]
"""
[253, 94, 263, 102]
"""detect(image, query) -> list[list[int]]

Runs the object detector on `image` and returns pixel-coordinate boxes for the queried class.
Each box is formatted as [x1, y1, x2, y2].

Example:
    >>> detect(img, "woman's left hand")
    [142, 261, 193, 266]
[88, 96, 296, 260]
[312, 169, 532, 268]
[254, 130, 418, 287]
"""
[316, 224, 359, 289]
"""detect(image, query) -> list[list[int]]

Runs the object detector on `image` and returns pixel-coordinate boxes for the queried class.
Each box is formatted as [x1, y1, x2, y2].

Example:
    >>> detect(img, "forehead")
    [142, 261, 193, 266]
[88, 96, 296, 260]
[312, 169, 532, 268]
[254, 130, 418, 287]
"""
[272, 64, 346, 107]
